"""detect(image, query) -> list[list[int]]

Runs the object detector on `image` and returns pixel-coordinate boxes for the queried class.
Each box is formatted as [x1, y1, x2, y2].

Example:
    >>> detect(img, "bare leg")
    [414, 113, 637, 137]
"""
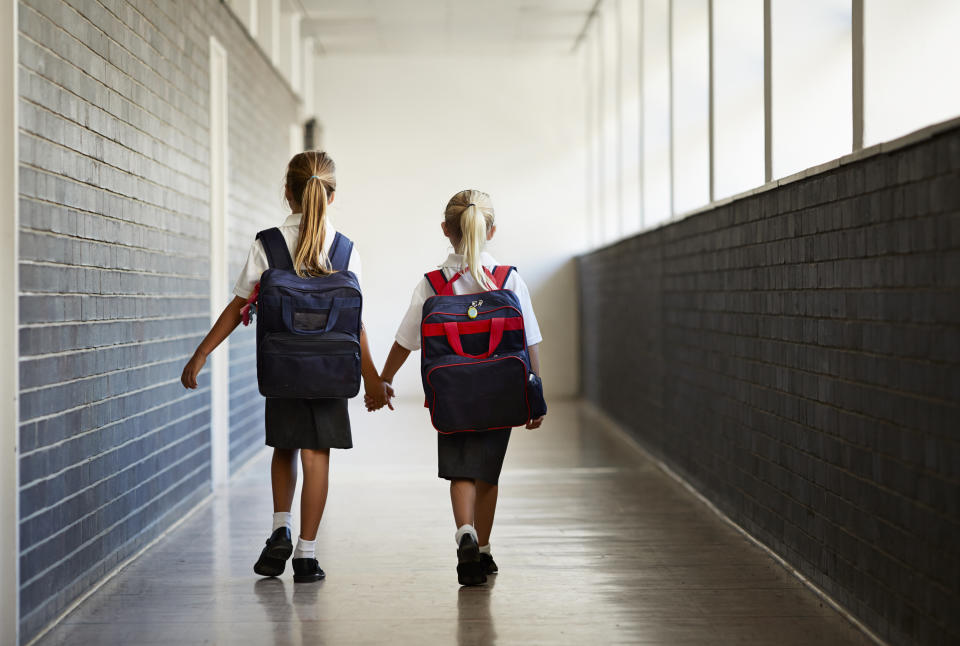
[474, 481, 499, 546]
[450, 478, 477, 528]
[271, 448, 298, 512]
[299, 448, 330, 541]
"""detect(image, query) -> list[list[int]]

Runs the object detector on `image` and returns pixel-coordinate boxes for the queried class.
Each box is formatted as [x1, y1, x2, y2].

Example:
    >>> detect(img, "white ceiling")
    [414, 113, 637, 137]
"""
[299, 0, 596, 55]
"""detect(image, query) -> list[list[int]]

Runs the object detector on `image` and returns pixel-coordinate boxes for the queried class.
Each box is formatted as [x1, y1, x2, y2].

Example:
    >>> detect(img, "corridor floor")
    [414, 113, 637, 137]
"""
[35, 401, 873, 646]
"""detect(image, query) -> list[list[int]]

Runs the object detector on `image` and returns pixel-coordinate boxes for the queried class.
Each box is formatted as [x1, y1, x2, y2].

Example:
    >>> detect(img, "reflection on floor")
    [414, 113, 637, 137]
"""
[35, 400, 872, 645]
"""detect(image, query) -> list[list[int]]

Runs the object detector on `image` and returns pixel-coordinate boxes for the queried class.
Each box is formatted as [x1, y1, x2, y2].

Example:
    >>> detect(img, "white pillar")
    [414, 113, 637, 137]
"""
[209, 37, 230, 488]
[1, 0, 20, 642]
[257, 0, 280, 67]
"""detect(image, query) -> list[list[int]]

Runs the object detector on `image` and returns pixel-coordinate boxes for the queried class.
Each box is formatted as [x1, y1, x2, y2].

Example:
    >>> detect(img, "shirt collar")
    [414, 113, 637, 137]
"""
[282, 212, 333, 233]
[440, 251, 498, 269]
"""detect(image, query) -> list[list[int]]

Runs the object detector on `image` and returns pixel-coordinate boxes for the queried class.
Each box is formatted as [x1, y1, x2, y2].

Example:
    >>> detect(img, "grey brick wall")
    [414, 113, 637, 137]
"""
[17, 0, 298, 639]
[579, 128, 960, 646]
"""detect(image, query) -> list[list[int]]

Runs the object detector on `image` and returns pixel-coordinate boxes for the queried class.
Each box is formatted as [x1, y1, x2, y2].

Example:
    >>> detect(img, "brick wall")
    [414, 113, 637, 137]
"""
[579, 128, 960, 646]
[17, 0, 298, 639]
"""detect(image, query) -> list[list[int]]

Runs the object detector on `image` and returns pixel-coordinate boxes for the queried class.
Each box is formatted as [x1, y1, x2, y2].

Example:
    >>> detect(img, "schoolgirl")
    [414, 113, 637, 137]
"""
[371, 189, 545, 586]
[181, 151, 390, 582]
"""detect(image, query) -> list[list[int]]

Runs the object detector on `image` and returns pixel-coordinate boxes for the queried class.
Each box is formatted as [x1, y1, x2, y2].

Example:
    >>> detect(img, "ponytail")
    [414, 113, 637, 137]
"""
[444, 190, 496, 290]
[459, 204, 496, 291]
[285, 152, 337, 278]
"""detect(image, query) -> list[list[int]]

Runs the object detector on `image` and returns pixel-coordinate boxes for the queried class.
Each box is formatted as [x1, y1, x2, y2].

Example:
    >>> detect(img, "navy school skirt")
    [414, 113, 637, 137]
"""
[265, 397, 353, 450]
[437, 429, 511, 486]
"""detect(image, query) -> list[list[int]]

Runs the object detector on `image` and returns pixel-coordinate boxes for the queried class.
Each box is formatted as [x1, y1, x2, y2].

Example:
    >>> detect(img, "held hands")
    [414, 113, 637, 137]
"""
[364, 377, 395, 412]
[180, 349, 206, 389]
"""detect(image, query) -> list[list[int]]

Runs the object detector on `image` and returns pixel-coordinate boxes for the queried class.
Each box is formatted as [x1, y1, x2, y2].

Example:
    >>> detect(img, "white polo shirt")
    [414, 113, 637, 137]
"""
[232, 213, 362, 300]
[394, 251, 543, 352]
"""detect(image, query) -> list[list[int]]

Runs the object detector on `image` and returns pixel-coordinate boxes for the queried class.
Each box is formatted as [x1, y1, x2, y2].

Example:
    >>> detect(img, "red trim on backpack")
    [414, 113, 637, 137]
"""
[422, 317, 524, 337]
[492, 265, 513, 289]
[425, 270, 449, 295]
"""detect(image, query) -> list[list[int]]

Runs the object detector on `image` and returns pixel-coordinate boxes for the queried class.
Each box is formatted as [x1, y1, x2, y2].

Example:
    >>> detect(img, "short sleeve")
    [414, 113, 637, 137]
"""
[233, 239, 268, 300]
[509, 272, 543, 346]
[395, 278, 432, 351]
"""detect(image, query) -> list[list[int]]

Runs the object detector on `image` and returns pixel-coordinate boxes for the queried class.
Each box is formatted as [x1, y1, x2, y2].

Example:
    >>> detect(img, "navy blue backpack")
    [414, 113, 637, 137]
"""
[254, 228, 362, 399]
[420, 266, 544, 434]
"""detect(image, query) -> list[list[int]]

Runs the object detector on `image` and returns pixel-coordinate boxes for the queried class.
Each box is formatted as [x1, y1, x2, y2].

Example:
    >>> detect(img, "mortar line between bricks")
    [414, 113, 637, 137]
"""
[614, 400, 960, 613]
[19, 313, 207, 332]
[19, 258, 210, 282]
[595, 185, 960, 256]
[18, 457, 210, 588]
[19, 96, 208, 197]
[19, 485, 212, 646]
[18, 352, 209, 396]
[666, 319, 960, 368]
[19, 6, 209, 147]
[665, 307, 960, 343]
[16, 46, 207, 166]
[19, 290, 208, 299]
[669, 323, 960, 407]
[20, 225, 208, 261]
[19, 384, 206, 455]
[18, 385, 208, 459]
[668, 355, 960, 489]
[79, 0, 209, 100]
[19, 411, 209, 509]
[17, 65, 205, 172]
[17, 194, 210, 241]
[18, 331, 207, 362]
[18, 373, 203, 426]
[19, 164, 210, 227]
[19, 133, 208, 212]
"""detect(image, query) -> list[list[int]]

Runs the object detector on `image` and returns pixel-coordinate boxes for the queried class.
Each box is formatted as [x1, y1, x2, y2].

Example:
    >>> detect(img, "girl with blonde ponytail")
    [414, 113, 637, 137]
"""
[181, 151, 391, 583]
[372, 189, 546, 586]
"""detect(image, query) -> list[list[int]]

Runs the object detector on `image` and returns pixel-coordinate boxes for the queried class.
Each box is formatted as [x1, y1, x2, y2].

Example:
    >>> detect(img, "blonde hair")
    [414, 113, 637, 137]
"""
[444, 190, 496, 291]
[286, 151, 336, 278]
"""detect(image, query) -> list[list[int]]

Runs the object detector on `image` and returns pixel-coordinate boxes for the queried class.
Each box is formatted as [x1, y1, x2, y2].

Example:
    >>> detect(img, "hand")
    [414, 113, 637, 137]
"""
[180, 349, 207, 389]
[525, 415, 544, 430]
[364, 378, 395, 412]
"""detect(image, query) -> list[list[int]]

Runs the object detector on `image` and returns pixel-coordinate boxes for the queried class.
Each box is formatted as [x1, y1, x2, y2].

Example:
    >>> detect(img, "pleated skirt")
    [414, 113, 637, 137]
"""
[437, 429, 511, 486]
[264, 397, 352, 450]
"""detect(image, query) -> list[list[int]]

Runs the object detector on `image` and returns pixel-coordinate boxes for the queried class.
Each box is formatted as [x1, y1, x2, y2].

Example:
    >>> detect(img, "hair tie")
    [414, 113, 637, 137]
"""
[310, 175, 320, 180]
[467, 203, 476, 208]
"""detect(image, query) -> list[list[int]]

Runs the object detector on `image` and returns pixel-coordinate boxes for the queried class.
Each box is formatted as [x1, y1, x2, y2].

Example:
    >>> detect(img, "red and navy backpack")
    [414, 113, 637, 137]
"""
[420, 265, 544, 433]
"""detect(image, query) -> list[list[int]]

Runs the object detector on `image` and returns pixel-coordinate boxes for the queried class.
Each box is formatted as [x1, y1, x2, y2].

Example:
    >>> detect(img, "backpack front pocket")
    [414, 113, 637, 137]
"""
[426, 355, 530, 433]
[258, 332, 361, 399]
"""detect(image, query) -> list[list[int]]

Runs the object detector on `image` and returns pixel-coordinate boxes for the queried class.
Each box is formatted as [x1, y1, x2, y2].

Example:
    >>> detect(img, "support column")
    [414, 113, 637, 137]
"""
[1, 0, 20, 642]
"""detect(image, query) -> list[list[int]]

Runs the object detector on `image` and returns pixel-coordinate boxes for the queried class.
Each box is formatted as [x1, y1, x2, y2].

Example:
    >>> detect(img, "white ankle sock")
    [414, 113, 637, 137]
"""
[455, 524, 478, 545]
[479, 544, 491, 555]
[272, 511, 292, 533]
[294, 537, 317, 559]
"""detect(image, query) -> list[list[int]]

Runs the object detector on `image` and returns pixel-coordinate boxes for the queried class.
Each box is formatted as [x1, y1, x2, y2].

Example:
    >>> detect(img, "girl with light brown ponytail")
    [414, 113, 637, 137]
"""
[180, 151, 390, 582]
[372, 189, 544, 586]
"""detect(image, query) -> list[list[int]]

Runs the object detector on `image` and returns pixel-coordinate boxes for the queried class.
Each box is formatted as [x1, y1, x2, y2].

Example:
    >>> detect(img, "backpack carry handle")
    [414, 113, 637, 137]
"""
[442, 317, 505, 359]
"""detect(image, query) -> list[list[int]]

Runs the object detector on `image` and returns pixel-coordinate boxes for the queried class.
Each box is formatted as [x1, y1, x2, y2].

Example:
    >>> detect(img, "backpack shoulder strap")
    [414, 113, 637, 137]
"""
[491, 265, 515, 289]
[256, 228, 293, 271]
[425, 270, 449, 295]
[328, 232, 353, 272]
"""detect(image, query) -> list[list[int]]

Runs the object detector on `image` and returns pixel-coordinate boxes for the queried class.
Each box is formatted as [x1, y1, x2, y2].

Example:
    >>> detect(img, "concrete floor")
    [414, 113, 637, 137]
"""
[35, 400, 873, 646]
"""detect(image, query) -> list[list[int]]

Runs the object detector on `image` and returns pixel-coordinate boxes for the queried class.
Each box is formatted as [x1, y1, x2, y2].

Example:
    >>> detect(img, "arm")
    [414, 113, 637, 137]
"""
[526, 342, 544, 429]
[360, 323, 392, 410]
[380, 341, 411, 385]
[181, 296, 246, 389]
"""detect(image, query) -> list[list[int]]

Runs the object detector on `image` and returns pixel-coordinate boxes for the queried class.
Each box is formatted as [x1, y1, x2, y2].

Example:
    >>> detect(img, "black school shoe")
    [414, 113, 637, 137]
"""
[456, 533, 487, 586]
[253, 527, 293, 577]
[292, 558, 326, 582]
[479, 552, 498, 575]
